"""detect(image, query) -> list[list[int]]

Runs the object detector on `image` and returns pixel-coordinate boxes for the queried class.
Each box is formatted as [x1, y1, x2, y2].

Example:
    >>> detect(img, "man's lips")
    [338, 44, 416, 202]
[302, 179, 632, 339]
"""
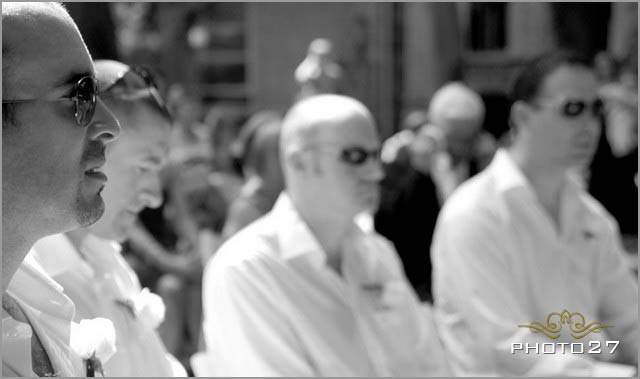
[84, 169, 107, 182]
[84, 160, 107, 182]
[82, 142, 107, 181]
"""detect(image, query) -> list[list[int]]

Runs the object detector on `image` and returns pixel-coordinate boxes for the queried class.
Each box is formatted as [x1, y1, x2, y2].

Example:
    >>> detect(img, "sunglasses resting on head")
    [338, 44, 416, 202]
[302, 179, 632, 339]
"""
[98, 64, 172, 120]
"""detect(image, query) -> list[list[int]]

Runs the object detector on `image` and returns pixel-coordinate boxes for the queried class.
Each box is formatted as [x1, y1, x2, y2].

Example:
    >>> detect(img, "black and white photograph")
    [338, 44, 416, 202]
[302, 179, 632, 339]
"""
[1, 2, 638, 377]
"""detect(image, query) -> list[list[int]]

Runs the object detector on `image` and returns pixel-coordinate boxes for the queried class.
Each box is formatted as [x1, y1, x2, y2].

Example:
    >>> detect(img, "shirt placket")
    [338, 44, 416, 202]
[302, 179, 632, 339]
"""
[321, 265, 390, 376]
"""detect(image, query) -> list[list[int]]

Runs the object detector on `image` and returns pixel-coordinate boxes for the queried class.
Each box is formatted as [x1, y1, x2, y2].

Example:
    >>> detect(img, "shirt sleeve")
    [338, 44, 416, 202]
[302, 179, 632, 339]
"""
[595, 216, 639, 366]
[202, 259, 315, 376]
[432, 207, 631, 376]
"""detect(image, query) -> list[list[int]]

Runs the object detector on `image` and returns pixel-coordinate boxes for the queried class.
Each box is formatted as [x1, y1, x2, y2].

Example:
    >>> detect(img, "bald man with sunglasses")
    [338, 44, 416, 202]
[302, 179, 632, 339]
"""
[200, 94, 450, 376]
[432, 50, 638, 376]
[2, 3, 120, 376]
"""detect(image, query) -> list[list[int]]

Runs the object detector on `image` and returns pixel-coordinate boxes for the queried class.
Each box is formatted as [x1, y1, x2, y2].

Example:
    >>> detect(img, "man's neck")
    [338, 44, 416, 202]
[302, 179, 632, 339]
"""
[291, 197, 354, 276]
[509, 148, 566, 228]
[2, 225, 36, 294]
[65, 228, 91, 252]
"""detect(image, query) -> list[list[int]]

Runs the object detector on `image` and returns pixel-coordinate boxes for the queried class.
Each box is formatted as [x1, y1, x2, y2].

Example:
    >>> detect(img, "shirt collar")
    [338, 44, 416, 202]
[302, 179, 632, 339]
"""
[76, 233, 127, 282]
[491, 148, 585, 196]
[491, 148, 591, 238]
[271, 193, 328, 267]
[6, 256, 75, 321]
[491, 149, 533, 194]
[29, 234, 89, 279]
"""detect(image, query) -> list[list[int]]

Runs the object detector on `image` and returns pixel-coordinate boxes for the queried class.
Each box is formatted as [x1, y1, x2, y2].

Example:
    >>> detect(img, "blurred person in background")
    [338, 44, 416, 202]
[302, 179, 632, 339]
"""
[375, 82, 495, 301]
[200, 94, 450, 376]
[165, 84, 211, 164]
[221, 110, 285, 240]
[125, 95, 245, 372]
[125, 160, 230, 373]
[295, 38, 345, 100]
[204, 102, 248, 176]
[589, 52, 638, 246]
[29, 60, 185, 376]
[2, 3, 121, 376]
[422, 81, 496, 201]
[432, 50, 638, 376]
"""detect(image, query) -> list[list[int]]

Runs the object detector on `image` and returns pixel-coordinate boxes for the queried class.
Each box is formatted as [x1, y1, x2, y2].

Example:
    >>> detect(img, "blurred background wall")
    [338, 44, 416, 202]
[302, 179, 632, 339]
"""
[66, 2, 637, 141]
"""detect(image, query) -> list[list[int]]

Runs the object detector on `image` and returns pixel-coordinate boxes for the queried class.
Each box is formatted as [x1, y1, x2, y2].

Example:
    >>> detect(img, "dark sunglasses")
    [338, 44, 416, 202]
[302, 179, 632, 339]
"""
[100, 65, 171, 119]
[533, 97, 604, 119]
[2, 76, 98, 127]
[340, 146, 380, 166]
[311, 145, 379, 166]
[305, 144, 381, 166]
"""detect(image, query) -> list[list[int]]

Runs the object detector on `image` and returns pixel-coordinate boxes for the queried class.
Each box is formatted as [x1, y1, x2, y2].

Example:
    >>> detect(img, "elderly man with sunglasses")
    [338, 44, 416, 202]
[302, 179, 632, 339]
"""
[28, 60, 186, 377]
[2, 3, 121, 376]
[199, 94, 450, 376]
[432, 50, 638, 376]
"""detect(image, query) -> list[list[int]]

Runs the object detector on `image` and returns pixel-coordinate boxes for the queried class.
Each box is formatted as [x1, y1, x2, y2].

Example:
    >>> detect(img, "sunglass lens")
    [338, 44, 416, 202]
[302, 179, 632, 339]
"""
[75, 77, 97, 127]
[342, 147, 368, 165]
[563, 100, 586, 117]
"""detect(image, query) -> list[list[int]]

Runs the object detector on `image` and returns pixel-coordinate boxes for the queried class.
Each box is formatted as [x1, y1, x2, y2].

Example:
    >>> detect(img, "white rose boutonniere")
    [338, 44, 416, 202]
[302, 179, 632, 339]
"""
[132, 287, 166, 329]
[70, 318, 117, 377]
[115, 287, 166, 329]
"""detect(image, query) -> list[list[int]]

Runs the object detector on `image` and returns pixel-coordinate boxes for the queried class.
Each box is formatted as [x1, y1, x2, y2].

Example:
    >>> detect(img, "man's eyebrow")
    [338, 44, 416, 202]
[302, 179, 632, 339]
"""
[52, 71, 93, 89]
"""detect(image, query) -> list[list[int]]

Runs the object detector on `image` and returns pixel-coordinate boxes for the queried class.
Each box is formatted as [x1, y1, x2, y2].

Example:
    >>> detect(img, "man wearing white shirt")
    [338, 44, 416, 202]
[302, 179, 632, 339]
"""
[432, 50, 638, 376]
[30, 59, 186, 377]
[2, 3, 120, 376]
[201, 94, 450, 376]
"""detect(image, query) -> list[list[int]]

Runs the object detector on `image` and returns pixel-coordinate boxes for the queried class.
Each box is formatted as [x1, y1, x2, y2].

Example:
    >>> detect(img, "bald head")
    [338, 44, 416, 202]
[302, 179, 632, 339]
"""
[3, 3, 83, 94]
[281, 94, 374, 156]
[428, 82, 485, 132]
[279, 94, 383, 218]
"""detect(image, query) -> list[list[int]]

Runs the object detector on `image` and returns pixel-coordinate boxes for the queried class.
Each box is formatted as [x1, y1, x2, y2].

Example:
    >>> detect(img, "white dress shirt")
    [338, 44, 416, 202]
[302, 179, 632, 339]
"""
[202, 193, 450, 376]
[4, 256, 86, 377]
[432, 149, 638, 376]
[30, 233, 185, 377]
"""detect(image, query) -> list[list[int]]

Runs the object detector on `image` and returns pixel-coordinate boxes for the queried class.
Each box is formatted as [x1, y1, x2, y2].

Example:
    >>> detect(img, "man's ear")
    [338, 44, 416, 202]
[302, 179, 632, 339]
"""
[510, 100, 532, 134]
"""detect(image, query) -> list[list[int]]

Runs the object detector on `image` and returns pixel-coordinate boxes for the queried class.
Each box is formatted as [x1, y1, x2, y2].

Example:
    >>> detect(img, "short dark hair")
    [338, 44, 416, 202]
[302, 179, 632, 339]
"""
[510, 50, 593, 104]
[232, 111, 282, 176]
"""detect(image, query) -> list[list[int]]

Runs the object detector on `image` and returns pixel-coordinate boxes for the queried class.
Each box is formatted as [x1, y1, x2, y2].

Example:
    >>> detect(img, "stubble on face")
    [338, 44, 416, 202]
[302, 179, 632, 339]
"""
[74, 186, 105, 227]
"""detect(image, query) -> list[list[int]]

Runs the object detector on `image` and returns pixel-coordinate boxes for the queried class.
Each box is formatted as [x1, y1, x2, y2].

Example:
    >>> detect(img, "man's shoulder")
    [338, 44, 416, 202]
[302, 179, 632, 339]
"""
[577, 189, 621, 234]
[438, 168, 502, 224]
[211, 214, 281, 270]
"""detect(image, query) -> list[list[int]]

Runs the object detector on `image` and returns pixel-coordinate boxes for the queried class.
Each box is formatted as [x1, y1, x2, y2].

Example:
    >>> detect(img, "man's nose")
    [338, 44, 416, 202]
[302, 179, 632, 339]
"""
[583, 111, 603, 135]
[87, 98, 120, 143]
[361, 156, 385, 182]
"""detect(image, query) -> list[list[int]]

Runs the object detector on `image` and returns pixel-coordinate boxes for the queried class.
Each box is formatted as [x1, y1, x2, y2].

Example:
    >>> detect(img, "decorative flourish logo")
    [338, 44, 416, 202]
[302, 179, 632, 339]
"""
[518, 309, 613, 339]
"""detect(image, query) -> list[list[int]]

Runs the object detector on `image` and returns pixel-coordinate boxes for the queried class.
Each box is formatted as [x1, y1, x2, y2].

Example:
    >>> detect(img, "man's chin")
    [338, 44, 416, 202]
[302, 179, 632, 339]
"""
[75, 195, 105, 228]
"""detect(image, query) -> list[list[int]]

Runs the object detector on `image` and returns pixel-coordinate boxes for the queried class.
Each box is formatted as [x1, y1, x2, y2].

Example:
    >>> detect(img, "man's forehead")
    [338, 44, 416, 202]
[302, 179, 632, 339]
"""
[539, 65, 597, 97]
[316, 113, 379, 146]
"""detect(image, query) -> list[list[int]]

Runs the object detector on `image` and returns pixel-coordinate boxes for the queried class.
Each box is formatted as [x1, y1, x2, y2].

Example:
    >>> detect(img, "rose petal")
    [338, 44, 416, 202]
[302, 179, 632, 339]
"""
[70, 318, 117, 363]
